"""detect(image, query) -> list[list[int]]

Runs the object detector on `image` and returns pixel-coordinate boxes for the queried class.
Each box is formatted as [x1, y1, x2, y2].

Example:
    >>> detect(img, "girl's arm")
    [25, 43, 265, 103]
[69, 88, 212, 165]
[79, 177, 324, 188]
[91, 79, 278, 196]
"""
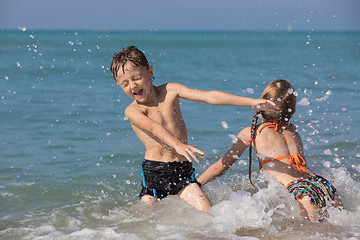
[125, 104, 204, 163]
[169, 83, 276, 110]
[198, 127, 251, 185]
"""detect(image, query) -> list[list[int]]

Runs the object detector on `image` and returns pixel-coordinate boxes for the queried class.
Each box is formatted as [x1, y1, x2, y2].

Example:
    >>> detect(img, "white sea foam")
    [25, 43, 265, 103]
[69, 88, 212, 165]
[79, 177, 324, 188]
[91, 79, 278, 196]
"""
[33, 228, 143, 240]
[2, 168, 359, 240]
[10, 181, 35, 186]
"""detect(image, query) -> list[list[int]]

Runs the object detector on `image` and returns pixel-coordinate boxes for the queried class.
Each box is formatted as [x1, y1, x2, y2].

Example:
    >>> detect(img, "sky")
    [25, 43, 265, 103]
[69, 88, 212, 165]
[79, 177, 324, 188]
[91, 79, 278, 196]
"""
[0, 0, 359, 31]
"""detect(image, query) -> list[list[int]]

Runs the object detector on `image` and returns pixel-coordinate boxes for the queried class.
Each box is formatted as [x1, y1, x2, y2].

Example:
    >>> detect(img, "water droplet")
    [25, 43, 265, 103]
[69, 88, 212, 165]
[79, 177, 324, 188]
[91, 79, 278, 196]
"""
[323, 149, 332, 155]
[221, 121, 228, 129]
[323, 161, 331, 168]
[246, 88, 254, 94]
[228, 134, 238, 143]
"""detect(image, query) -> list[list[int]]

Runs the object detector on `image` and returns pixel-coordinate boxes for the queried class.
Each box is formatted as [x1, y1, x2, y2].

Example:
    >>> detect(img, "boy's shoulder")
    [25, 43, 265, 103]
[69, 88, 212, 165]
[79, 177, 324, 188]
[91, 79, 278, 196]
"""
[162, 82, 187, 91]
[155, 82, 188, 98]
[124, 101, 144, 118]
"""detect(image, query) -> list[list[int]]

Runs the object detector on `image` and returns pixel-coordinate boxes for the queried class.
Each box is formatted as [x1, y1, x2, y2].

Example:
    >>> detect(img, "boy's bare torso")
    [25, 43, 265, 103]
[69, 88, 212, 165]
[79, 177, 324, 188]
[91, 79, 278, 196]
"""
[128, 84, 188, 162]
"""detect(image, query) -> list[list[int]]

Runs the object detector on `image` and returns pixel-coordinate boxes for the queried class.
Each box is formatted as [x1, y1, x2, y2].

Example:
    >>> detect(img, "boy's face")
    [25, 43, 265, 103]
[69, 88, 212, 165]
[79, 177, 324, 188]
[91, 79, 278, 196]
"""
[115, 61, 153, 103]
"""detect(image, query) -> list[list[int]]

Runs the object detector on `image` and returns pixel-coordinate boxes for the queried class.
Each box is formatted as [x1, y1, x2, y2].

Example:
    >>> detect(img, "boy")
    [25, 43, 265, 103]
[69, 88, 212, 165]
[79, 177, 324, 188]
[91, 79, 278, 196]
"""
[110, 46, 275, 212]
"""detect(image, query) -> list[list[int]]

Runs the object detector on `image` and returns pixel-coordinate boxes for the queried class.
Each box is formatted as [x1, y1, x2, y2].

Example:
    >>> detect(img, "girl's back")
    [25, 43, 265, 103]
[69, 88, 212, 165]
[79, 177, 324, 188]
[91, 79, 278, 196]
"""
[254, 122, 314, 186]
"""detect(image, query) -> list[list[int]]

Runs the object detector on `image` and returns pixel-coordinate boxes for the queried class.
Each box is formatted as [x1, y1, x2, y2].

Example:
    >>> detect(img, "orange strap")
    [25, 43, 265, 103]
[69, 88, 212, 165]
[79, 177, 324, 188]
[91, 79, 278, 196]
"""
[259, 154, 309, 175]
[258, 122, 286, 133]
[259, 155, 290, 167]
[257, 122, 309, 175]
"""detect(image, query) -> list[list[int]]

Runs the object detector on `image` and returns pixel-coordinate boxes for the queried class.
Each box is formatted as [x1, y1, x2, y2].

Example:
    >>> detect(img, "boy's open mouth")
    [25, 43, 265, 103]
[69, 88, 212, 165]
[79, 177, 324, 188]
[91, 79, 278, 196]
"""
[133, 89, 144, 97]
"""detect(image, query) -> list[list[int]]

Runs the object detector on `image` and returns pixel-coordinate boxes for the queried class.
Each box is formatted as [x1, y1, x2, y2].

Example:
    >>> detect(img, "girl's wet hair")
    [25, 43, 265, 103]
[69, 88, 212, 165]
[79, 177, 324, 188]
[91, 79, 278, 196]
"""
[248, 79, 297, 188]
[260, 79, 297, 124]
[110, 46, 150, 80]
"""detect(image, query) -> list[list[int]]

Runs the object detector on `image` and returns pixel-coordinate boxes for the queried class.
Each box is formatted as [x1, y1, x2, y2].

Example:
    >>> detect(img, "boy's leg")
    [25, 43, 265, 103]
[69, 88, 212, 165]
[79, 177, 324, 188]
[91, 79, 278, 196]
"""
[179, 183, 211, 212]
[135, 194, 157, 213]
[296, 195, 320, 222]
[141, 194, 158, 204]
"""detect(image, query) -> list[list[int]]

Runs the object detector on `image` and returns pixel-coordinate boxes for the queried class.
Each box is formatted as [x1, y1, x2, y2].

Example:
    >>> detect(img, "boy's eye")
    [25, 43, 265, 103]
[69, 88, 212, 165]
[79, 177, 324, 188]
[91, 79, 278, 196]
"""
[134, 75, 142, 80]
[118, 81, 128, 87]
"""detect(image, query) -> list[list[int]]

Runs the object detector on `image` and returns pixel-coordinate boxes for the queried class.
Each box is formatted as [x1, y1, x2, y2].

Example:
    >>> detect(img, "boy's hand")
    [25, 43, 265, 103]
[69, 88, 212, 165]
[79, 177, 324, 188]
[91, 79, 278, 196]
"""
[252, 99, 278, 112]
[176, 144, 205, 163]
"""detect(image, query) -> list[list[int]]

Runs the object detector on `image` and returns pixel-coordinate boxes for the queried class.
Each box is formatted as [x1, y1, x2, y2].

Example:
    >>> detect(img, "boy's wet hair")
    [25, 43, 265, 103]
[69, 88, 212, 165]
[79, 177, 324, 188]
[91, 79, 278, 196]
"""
[110, 46, 150, 80]
[248, 79, 297, 188]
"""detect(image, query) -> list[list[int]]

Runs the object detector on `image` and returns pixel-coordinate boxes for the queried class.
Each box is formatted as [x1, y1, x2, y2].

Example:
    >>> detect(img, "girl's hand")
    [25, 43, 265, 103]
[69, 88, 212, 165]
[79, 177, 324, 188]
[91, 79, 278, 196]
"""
[175, 144, 205, 163]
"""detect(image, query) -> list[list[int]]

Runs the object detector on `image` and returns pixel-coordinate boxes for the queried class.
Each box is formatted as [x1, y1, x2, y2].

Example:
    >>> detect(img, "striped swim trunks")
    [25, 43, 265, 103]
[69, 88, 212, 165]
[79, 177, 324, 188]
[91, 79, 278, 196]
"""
[286, 174, 337, 207]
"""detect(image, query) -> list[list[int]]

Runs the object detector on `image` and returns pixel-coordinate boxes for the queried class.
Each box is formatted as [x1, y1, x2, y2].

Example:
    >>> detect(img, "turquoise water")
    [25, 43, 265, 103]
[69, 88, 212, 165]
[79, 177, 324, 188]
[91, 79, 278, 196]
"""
[0, 30, 359, 239]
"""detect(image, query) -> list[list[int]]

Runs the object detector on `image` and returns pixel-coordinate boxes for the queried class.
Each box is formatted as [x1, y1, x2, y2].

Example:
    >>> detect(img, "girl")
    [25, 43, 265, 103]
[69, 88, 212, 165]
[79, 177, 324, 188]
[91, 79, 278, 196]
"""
[198, 79, 342, 221]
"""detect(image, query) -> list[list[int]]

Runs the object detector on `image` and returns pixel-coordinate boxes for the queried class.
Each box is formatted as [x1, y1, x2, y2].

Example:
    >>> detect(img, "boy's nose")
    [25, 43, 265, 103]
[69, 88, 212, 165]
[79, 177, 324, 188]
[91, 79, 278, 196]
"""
[129, 80, 137, 89]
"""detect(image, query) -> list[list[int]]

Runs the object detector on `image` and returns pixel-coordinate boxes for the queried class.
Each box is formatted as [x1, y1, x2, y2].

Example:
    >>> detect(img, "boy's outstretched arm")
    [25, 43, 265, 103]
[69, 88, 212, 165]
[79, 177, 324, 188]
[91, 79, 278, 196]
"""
[198, 127, 250, 185]
[125, 105, 204, 163]
[171, 83, 277, 111]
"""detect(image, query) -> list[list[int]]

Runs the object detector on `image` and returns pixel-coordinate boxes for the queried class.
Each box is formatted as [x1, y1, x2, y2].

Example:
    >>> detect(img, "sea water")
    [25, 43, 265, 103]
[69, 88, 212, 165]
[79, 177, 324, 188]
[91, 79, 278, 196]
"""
[0, 30, 359, 239]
